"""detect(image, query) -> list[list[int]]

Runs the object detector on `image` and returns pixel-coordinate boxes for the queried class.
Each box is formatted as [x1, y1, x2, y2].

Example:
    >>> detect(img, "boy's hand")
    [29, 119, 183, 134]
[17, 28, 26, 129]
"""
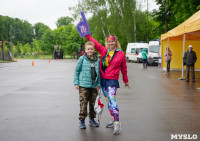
[75, 85, 79, 90]
[76, 11, 91, 38]
[96, 86, 100, 91]
[125, 83, 130, 89]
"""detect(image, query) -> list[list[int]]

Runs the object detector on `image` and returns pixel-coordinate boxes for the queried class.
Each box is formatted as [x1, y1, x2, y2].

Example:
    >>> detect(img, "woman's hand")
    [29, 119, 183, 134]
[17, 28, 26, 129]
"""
[75, 85, 79, 90]
[96, 86, 100, 91]
[125, 83, 130, 89]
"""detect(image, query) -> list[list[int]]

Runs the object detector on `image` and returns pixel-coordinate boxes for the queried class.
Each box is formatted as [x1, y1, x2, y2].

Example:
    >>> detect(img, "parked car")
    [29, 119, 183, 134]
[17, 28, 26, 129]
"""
[147, 40, 160, 65]
[126, 43, 148, 63]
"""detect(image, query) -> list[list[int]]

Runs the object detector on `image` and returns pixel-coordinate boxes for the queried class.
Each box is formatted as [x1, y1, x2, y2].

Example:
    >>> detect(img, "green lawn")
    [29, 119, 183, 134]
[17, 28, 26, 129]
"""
[0, 60, 14, 63]
[14, 55, 74, 59]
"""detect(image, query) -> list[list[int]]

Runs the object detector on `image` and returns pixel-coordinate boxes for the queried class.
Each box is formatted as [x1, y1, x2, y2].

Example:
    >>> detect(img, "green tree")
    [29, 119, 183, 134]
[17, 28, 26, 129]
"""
[32, 39, 40, 53]
[34, 22, 51, 39]
[56, 16, 73, 27]
[0, 15, 34, 45]
[70, 0, 157, 50]
[16, 41, 23, 54]
[12, 45, 17, 56]
[153, 0, 200, 33]
[23, 43, 31, 54]
[40, 29, 54, 54]
[3, 43, 8, 54]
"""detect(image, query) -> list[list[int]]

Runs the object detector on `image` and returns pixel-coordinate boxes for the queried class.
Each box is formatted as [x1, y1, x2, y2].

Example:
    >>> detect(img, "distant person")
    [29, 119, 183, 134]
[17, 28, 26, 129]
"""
[164, 48, 172, 72]
[74, 41, 101, 129]
[142, 48, 148, 68]
[183, 45, 197, 82]
[77, 47, 82, 59]
[81, 50, 84, 56]
[72, 52, 76, 59]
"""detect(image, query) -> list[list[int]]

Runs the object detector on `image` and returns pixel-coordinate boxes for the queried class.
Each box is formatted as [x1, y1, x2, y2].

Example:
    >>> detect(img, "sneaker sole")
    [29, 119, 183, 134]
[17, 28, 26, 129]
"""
[79, 124, 86, 129]
[89, 123, 99, 127]
[113, 123, 122, 135]
[106, 125, 114, 128]
[79, 127, 86, 129]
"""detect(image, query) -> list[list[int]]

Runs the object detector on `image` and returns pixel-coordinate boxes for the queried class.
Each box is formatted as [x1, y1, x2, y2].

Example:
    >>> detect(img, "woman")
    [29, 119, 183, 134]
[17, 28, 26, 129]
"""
[164, 48, 172, 72]
[86, 34, 129, 135]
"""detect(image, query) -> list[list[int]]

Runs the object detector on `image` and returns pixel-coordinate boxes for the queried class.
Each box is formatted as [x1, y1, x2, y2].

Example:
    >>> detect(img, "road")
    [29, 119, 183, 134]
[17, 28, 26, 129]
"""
[0, 59, 200, 141]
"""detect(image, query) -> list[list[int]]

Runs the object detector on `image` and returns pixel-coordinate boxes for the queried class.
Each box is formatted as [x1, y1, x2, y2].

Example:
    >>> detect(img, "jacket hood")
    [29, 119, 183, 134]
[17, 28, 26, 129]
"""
[143, 48, 146, 51]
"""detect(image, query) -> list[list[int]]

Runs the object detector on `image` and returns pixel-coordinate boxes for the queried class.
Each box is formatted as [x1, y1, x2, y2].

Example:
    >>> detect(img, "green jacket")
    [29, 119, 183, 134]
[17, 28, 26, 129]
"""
[142, 48, 148, 59]
[74, 54, 101, 88]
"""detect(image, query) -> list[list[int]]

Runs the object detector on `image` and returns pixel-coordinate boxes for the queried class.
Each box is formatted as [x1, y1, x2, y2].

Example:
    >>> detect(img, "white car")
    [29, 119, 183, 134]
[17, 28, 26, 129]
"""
[147, 41, 161, 65]
[126, 43, 148, 63]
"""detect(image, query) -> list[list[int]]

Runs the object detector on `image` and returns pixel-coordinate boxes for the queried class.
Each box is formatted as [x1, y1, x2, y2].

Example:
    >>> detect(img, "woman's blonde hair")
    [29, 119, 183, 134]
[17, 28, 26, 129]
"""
[84, 41, 95, 49]
[105, 35, 121, 49]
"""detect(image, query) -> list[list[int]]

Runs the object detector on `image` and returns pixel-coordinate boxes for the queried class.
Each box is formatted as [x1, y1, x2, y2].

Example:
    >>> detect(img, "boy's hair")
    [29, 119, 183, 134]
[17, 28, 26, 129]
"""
[105, 34, 121, 49]
[84, 41, 95, 49]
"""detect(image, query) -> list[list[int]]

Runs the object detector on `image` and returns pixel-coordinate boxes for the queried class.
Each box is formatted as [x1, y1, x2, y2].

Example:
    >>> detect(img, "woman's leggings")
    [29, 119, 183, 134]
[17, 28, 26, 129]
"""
[102, 86, 119, 121]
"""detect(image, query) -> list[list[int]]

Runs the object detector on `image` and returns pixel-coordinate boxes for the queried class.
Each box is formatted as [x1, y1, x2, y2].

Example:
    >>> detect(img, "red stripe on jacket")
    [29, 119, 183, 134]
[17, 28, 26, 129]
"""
[86, 35, 128, 83]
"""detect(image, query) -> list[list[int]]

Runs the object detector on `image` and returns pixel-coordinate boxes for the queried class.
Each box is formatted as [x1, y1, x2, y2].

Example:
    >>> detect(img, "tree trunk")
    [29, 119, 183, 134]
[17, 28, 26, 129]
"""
[134, 11, 137, 42]
[165, 1, 168, 32]
[9, 25, 13, 57]
[147, 0, 149, 42]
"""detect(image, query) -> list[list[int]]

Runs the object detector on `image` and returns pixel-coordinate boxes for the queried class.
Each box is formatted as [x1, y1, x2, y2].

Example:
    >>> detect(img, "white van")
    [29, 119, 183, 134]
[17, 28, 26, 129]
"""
[126, 43, 148, 62]
[147, 40, 160, 65]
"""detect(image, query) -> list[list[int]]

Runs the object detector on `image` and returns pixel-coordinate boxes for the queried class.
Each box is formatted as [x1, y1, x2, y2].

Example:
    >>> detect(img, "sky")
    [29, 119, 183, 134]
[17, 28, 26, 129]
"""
[1, 0, 159, 30]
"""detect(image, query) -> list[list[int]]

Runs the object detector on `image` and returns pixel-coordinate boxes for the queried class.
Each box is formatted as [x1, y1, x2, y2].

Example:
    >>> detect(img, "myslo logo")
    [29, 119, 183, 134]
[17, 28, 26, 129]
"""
[171, 134, 198, 140]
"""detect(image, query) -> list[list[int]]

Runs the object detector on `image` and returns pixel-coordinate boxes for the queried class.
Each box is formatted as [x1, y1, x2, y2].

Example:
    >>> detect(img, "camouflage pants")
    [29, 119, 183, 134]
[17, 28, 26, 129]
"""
[79, 87, 97, 121]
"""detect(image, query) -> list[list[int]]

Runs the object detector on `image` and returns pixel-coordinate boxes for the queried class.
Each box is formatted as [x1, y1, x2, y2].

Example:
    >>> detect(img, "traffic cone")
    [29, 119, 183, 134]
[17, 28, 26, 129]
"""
[56, 58, 58, 61]
[32, 61, 34, 66]
[49, 59, 50, 63]
[42, 57, 44, 60]
[13, 58, 14, 61]
[16, 58, 17, 62]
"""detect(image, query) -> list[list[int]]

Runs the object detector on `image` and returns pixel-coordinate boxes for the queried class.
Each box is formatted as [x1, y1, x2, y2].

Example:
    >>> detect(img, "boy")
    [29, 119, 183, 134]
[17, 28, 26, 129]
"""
[74, 41, 101, 129]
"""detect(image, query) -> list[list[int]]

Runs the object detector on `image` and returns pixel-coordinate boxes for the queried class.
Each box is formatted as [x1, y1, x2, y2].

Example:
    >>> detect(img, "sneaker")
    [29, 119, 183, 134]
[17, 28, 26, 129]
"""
[79, 120, 86, 129]
[113, 121, 122, 135]
[89, 119, 99, 127]
[185, 79, 189, 82]
[106, 120, 114, 128]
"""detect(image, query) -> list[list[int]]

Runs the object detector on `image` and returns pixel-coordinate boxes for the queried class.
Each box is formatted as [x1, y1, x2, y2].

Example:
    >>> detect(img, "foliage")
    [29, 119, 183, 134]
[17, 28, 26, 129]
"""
[70, 0, 158, 50]
[56, 16, 73, 27]
[12, 45, 16, 55]
[153, 0, 200, 33]
[32, 39, 41, 53]
[1, 0, 200, 57]
[34, 22, 51, 39]
[16, 41, 23, 54]
[3, 43, 8, 54]
[0, 15, 34, 45]
[23, 43, 31, 54]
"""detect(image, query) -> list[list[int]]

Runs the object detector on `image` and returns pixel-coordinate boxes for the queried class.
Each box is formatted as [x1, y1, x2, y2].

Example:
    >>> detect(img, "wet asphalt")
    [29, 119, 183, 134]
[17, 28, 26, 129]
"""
[0, 59, 200, 141]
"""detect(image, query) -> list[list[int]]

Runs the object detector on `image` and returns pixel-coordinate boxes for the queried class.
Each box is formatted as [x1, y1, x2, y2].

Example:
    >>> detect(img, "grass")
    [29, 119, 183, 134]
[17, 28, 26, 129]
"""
[14, 55, 74, 59]
[0, 60, 14, 63]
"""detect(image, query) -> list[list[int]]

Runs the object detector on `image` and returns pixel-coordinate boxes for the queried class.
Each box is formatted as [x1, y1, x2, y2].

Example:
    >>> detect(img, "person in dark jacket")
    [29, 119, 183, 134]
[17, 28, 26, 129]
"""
[183, 45, 197, 82]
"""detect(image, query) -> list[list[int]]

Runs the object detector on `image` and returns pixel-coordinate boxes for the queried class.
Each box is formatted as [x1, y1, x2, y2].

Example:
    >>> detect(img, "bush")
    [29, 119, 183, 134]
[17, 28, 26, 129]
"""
[25, 53, 31, 56]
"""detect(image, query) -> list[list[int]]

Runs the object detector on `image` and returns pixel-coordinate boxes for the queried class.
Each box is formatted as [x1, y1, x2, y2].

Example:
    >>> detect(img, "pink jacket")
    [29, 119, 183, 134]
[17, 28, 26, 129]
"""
[164, 50, 172, 61]
[86, 35, 128, 83]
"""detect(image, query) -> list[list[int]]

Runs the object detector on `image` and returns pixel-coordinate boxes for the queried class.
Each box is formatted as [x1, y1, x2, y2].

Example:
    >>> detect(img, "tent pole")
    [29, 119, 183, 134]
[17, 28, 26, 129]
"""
[179, 34, 186, 80]
[166, 37, 169, 72]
